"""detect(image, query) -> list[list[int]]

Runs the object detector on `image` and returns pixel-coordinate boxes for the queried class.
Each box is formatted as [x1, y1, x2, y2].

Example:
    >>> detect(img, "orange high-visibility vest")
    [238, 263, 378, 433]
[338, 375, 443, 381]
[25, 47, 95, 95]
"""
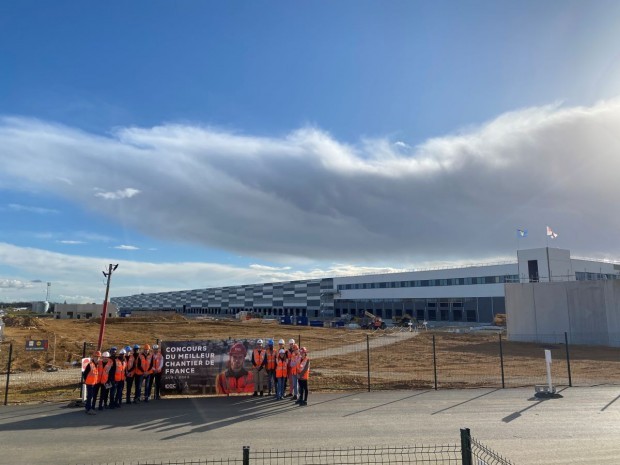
[114, 359, 126, 382]
[98, 359, 113, 384]
[85, 361, 99, 386]
[276, 358, 288, 378]
[265, 349, 277, 370]
[135, 353, 153, 375]
[252, 348, 266, 368]
[217, 371, 255, 394]
[298, 357, 310, 380]
[152, 353, 163, 373]
[126, 354, 136, 377]
[289, 354, 300, 375]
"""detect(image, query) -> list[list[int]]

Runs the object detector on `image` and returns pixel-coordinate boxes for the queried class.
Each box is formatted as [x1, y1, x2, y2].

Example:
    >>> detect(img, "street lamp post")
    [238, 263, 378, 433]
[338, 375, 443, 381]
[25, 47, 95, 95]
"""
[97, 264, 118, 351]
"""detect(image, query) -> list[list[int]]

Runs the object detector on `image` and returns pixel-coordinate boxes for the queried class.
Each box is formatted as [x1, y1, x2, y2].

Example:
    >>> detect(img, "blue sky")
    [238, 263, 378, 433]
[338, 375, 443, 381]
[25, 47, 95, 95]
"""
[2, 1, 620, 303]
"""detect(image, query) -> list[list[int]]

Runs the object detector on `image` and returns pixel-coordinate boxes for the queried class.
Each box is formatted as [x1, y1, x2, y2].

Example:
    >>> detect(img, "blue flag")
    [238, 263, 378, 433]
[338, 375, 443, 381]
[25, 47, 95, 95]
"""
[517, 229, 528, 238]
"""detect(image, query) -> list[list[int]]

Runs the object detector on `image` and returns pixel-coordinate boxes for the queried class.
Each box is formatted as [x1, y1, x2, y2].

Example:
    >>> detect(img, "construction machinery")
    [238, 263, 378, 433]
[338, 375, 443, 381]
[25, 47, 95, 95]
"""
[361, 311, 387, 330]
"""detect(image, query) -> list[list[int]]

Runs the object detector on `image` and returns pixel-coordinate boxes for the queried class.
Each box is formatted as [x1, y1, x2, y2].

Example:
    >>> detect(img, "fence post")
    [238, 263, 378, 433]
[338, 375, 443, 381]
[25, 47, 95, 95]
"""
[460, 428, 473, 465]
[564, 332, 572, 387]
[366, 334, 371, 392]
[298, 334, 301, 348]
[499, 334, 505, 389]
[4, 342, 13, 406]
[243, 446, 250, 465]
[432, 335, 437, 391]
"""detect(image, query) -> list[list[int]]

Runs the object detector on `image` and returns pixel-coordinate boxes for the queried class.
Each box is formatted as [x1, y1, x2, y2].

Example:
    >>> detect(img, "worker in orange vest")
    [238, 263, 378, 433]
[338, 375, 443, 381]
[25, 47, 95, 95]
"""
[288, 344, 300, 400]
[111, 348, 126, 408]
[296, 347, 310, 406]
[125, 344, 138, 405]
[150, 344, 164, 400]
[215, 342, 255, 395]
[83, 351, 101, 415]
[135, 344, 153, 402]
[251, 339, 267, 397]
[264, 339, 277, 395]
[285, 338, 296, 397]
[97, 351, 113, 410]
[275, 349, 288, 400]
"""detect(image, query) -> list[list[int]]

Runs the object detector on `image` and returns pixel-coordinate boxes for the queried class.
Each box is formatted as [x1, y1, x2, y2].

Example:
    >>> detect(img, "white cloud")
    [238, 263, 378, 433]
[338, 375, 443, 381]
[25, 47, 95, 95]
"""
[0, 242, 401, 303]
[249, 264, 292, 271]
[7, 203, 59, 214]
[94, 188, 141, 200]
[114, 245, 139, 250]
[58, 240, 85, 245]
[1, 100, 620, 265]
[0, 279, 34, 289]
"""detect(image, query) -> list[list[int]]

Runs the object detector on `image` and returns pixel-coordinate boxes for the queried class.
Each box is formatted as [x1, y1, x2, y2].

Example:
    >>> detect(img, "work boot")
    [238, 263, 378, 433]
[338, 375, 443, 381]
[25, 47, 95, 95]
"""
[292, 395, 297, 400]
[253, 391, 258, 397]
[260, 391, 264, 396]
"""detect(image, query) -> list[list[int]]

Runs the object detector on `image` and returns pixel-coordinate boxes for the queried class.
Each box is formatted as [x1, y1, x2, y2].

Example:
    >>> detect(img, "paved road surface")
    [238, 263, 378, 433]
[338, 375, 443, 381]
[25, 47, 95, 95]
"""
[0, 386, 619, 465]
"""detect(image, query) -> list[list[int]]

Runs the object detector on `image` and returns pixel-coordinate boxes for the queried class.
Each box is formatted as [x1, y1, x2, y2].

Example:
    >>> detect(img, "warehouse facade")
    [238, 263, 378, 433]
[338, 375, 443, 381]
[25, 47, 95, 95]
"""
[111, 247, 620, 324]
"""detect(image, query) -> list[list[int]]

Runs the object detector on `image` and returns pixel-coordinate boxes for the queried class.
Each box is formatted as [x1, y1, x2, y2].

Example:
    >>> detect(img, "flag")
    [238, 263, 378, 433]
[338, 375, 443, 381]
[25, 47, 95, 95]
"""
[517, 229, 528, 238]
[546, 226, 558, 239]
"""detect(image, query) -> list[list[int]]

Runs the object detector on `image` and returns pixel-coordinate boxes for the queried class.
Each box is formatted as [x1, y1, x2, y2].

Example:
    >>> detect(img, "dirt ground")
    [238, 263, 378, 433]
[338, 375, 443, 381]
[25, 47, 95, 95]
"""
[1, 315, 620, 403]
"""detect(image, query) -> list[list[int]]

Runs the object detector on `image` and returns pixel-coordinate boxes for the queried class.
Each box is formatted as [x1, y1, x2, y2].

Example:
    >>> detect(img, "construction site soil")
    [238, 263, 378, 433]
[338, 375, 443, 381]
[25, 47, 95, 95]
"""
[1, 315, 619, 403]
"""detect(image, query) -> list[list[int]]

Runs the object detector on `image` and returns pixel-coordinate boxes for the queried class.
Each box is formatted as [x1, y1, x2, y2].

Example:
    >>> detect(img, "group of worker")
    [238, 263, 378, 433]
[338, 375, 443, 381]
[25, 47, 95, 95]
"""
[251, 338, 310, 406]
[82, 343, 163, 415]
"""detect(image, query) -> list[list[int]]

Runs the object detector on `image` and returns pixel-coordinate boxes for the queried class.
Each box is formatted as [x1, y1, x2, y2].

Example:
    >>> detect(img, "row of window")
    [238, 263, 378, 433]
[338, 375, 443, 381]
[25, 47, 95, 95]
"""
[575, 272, 619, 281]
[337, 275, 519, 291]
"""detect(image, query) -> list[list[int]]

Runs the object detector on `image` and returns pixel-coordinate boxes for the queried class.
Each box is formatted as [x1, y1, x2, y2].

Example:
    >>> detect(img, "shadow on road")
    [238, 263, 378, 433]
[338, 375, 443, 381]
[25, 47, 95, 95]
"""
[0, 394, 355, 440]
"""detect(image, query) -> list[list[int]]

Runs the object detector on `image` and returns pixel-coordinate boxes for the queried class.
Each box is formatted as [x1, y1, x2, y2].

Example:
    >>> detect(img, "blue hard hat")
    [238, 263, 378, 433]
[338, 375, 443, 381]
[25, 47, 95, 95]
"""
[133, 344, 140, 349]
[109, 347, 117, 353]
[124, 346, 132, 352]
[267, 339, 274, 346]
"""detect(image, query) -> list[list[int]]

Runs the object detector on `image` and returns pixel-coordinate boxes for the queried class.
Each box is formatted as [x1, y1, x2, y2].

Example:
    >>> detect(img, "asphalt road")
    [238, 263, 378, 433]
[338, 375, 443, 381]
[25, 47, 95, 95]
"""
[0, 386, 619, 465]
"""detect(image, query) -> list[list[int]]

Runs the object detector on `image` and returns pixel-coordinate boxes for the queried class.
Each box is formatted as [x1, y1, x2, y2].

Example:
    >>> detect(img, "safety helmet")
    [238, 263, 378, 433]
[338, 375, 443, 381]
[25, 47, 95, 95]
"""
[288, 338, 295, 344]
[133, 344, 140, 350]
[229, 342, 247, 356]
[257, 339, 263, 345]
[124, 346, 132, 353]
[278, 349, 286, 354]
[102, 351, 110, 358]
[278, 339, 285, 345]
[119, 349, 126, 355]
[300, 347, 308, 354]
[144, 344, 151, 350]
[293, 344, 299, 350]
[110, 347, 117, 353]
[152, 344, 159, 350]
[93, 351, 102, 357]
[267, 339, 274, 346]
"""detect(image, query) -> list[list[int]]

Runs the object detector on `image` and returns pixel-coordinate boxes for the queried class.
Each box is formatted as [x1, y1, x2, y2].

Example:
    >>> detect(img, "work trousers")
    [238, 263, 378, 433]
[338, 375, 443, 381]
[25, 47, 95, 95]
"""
[266, 369, 276, 394]
[98, 384, 110, 408]
[134, 374, 144, 401]
[298, 379, 308, 402]
[290, 374, 298, 397]
[113, 380, 124, 407]
[85, 384, 97, 412]
[253, 367, 266, 392]
[125, 376, 134, 403]
[276, 377, 286, 400]
[143, 373, 153, 400]
[152, 372, 162, 399]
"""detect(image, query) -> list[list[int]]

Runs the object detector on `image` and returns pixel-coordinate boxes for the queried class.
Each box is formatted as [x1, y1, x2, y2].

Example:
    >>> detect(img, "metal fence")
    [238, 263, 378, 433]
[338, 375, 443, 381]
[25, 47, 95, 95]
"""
[75, 430, 512, 465]
[2, 330, 620, 404]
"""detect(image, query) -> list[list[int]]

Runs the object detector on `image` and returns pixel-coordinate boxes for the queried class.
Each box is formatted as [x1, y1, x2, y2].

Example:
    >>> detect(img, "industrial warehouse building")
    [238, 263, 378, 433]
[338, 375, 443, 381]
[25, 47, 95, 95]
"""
[111, 247, 620, 324]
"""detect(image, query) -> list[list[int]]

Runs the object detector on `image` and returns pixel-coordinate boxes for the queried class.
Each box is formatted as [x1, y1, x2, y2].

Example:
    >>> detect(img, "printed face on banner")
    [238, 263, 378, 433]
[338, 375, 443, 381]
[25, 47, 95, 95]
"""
[161, 339, 257, 396]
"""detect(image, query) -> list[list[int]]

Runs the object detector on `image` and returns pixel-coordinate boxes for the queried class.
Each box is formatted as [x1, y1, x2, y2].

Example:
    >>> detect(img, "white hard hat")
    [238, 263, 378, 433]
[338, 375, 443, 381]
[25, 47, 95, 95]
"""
[278, 339, 285, 344]
[102, 351, 110, 357]
[288, 338, 295, 344]
[119, 349, 126, 355]
[257, 339, 264, 344]
[152, 344, 159, 349]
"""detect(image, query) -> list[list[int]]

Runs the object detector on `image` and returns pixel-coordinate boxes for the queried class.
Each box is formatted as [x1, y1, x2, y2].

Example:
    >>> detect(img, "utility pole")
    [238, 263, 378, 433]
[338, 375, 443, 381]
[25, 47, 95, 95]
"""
[97, 264, 118, 351]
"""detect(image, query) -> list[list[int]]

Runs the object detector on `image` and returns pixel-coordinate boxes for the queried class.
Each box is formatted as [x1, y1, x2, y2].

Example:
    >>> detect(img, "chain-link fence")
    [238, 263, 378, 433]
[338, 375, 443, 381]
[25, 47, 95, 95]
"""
[75, 430, 513, 465]
[2, 330, 620, 404]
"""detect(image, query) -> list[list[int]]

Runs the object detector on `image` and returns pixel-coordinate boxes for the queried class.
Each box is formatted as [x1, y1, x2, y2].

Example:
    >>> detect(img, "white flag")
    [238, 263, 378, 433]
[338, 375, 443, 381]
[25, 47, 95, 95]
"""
[546, 226, 558, 239]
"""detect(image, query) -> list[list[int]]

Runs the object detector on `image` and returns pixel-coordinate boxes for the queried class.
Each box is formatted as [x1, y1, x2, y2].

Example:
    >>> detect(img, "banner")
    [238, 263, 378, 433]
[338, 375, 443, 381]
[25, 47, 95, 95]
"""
[161, 339, 259, 395]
